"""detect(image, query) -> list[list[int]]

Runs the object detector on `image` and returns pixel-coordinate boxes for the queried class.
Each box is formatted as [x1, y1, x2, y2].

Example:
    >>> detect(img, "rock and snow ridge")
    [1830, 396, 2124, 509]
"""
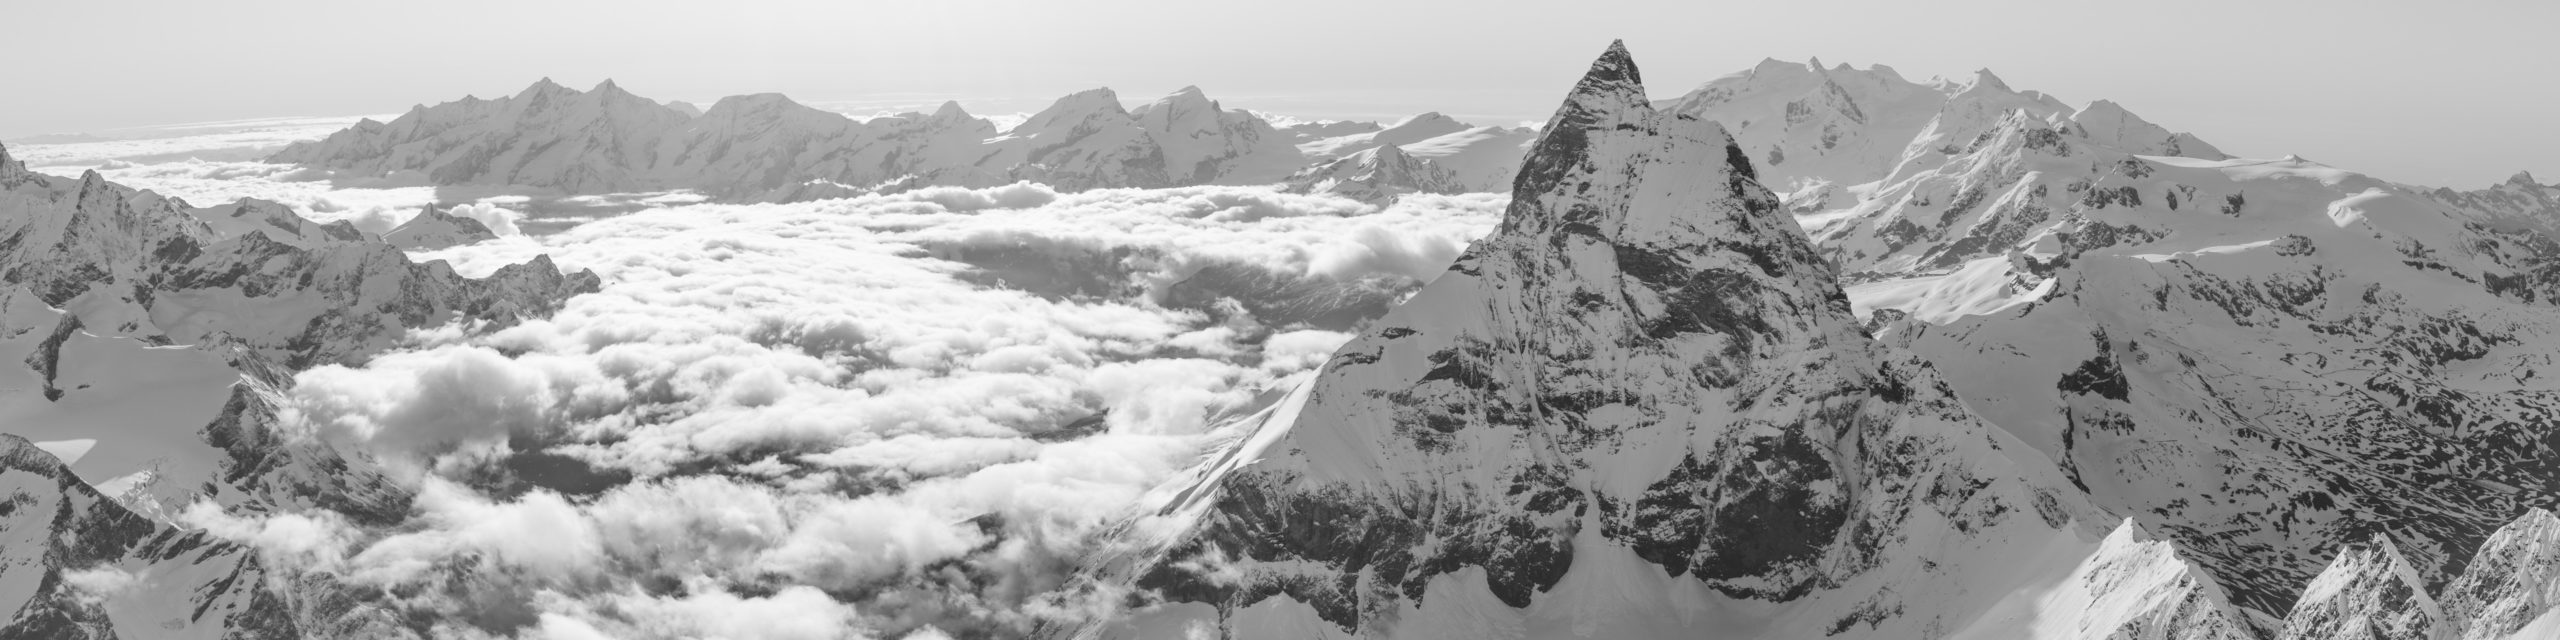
[1659, 57, 2225, 217]
[268, 79, 1545, 200]
[0, 141, 595, 637]
[1059, 41, 2270, 640]
[1281, 144, 1467, 203]
[2, 142, 599, 368]
[1821, 94, 2560, 628]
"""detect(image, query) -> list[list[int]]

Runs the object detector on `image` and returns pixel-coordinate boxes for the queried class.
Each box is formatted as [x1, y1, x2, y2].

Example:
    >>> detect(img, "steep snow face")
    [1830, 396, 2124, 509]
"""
[1066, 42, 2213, 640]
[2280, 536, 2439, 639]
[2433, 510, 2560, 640]
[1282, 144, 1466, 203]
[2277, 510, 2560, 639]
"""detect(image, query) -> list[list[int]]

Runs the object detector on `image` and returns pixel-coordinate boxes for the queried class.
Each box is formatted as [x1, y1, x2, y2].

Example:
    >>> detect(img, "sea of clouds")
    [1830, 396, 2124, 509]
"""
[18, 136, 1507, 638]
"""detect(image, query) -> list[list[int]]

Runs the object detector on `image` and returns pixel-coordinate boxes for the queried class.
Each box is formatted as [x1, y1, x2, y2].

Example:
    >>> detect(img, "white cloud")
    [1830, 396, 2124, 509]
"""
[347, 481, 605, 584]
[614, 584, 863, 640]
[227, 180, 1505, 633]
[178, 501, 357, 570]
[60, 567, 140, 602]
[447, 202, 526, 236]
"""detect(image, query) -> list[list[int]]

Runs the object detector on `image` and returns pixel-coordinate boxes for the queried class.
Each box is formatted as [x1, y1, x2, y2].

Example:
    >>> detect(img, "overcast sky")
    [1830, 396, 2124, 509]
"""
[3, 0, 2550, 187]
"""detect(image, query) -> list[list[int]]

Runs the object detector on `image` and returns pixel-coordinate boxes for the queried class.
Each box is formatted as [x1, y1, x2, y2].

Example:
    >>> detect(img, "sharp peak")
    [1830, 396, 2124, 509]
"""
[519, 77, 580, 99]
[1569, 40, 1646, 99]
[1965, 68, 2012, 92]
[2507, 169, 2542, 187]
[933, 100, 972, 118]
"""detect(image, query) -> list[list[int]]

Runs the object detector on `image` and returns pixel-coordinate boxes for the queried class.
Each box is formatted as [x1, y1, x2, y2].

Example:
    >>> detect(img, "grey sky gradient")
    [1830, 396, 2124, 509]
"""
[2, 0, 2550, 187]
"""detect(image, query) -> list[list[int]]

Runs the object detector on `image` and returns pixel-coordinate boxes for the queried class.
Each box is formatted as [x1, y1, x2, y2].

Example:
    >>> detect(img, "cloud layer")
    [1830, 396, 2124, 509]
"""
[238, 181, 1503, 636]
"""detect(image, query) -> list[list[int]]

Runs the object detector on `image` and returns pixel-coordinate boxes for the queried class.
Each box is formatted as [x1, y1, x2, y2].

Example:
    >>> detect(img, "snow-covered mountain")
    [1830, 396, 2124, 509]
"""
[380, 205, 498, 250]
[15, 42, 2560, 640]
[1061, 42, 2279, 640]
[0, 141, 597, 636]
[267, 79, 692, 193]
[2, 143, 598, 368]
[271, 81, 1324, 199]
[1821, 100, 2560, 628]
[2280, 509, 2560, 639]
[1281, 144, 1465, 203]
[1291, 111, 1540, 193]
[1660, 58, 2223, 216]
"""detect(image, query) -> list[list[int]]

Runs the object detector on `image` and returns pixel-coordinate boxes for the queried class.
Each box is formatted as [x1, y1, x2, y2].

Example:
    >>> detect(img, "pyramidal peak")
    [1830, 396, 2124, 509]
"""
[1965, 67, 2012, 93]
[520, 76, 574, 98]
[2507, 169, 2541, 187]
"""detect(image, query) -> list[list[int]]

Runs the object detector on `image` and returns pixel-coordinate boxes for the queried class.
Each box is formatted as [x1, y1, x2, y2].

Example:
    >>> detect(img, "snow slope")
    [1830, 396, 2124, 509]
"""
[1062, 42, 2257, 640]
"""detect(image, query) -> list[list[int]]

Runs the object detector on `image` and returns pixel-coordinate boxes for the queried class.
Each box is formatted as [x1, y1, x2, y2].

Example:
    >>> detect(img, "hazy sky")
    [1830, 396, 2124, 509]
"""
[3, 0, 2550, 187]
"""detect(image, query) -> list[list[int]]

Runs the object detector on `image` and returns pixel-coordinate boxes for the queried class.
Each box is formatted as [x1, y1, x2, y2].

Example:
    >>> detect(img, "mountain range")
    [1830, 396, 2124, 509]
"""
[1057, 43, 2560, 639]
[2, 40, 2555, 640]
[266, 81, 1538, 204]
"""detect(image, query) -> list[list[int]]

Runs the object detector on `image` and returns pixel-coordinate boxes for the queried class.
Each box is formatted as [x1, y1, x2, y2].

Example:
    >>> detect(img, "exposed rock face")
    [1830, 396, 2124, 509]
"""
[0, 433, 405, 639]
[1061, 41, 2243, 640]
[2277, 510, 2560, 639]
[0, 144, 592, 637]
[1838, 125, 2560, 628]
[1, 143, 598, 367]
[2281, 536, 2438, 639]
[1281, 144, 1466, 203]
